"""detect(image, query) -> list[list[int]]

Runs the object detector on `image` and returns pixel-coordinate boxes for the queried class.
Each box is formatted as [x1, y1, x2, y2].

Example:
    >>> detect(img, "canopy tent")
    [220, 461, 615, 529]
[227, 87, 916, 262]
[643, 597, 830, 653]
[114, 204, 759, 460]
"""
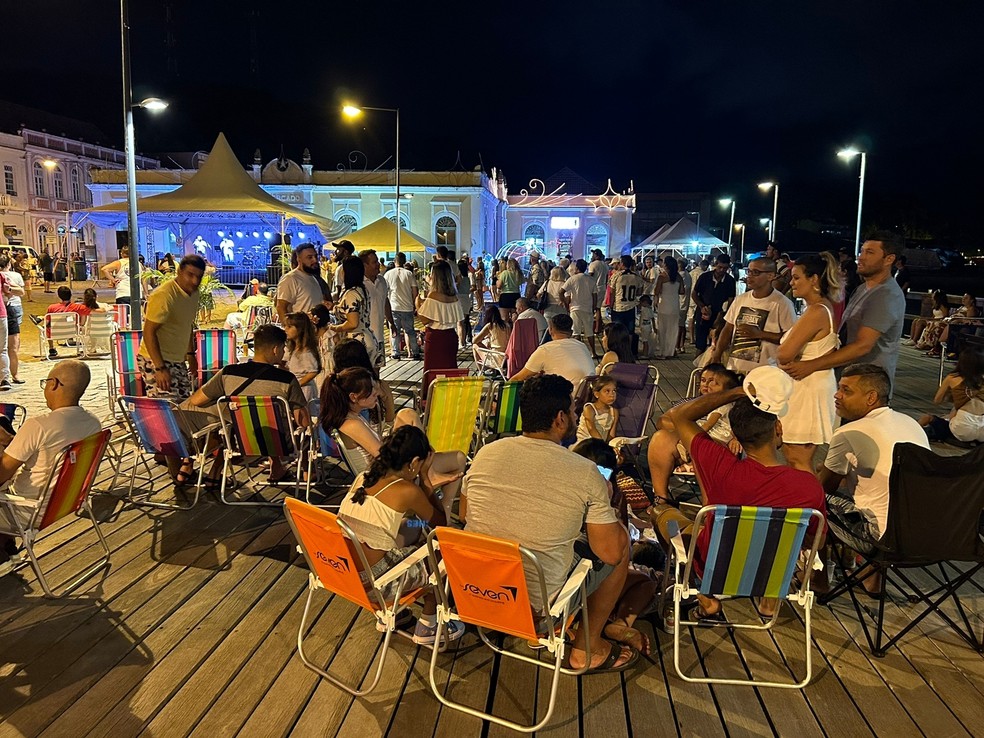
[630, 218, 729, 260]
[624, 224, 671, 255]
[340, 217, 434, 254]
[73, 132, 347, 239]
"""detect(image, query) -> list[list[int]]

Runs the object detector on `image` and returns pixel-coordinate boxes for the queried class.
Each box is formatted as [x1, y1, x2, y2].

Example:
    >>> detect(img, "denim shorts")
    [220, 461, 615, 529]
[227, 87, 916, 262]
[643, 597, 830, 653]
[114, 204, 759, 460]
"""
[6, 303, 21, 335]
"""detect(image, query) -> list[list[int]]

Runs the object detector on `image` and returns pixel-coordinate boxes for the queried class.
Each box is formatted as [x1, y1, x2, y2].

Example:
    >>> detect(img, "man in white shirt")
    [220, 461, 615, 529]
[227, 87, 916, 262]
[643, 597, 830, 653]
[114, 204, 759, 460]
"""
[510, 314, 595, 388]
[610, 255, 644, 336]
[707, 257, 797, 374]
[276, 243, 329, 323]
[514, 297, 547, 341]
[0, 360, 102, 573]
[360, 249, 393, 360]
[383, 252, 421, 360]
[561, 259, 598, 357]
[820, 364, 929, 557]
[587, 249, 610, 335]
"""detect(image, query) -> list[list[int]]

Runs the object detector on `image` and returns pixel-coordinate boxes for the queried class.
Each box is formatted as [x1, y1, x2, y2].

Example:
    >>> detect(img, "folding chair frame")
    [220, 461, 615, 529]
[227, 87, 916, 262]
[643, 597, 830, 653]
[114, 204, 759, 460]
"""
[107, 330, 144, 420]
[40, 312, 82, 360]
[0, 402, 27, 430]
[421, 376, 485, 456]
[477, 380, 523, 449]
[671, 505, 825, 689]
[81, 311, 116, 358]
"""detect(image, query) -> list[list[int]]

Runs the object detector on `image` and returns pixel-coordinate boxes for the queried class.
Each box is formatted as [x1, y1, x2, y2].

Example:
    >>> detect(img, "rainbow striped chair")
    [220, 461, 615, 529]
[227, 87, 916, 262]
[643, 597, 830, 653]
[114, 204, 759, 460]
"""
[196, 329, 238, 387]
[107, 331, 145, 419]
[0, 429, 112, 597]
[479, 380, 522, 449]
[108, 302, 130, 331]
[216, 395, 315, 505]
[422, 376, 484, 456]
[116, 396, 220, 509]
[0, 402, 27, 430]
[670, 505, 825, 689]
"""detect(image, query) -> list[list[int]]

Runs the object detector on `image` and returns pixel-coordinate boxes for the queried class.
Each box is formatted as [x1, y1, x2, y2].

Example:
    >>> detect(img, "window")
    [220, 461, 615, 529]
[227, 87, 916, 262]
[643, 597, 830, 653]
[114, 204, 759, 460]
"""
[586, 223, 609, 250]
[70, 167, 81, 200]
[33, 162, 45, 196]
[37, 223, 49, 251]
[53, 166, 65, 199]
[523, 223, 545, 245]
[435, 215, 457, 249]
[3, 165, 14, 195]
[387, 213, 409, 229]
[336, 213, 359, 233]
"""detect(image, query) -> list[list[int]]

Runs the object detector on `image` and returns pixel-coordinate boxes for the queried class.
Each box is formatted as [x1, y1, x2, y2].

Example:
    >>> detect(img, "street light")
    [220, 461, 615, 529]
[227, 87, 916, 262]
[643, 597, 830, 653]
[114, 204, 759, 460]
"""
[734, 223, 746, 263]
[757, 181, 779, 242]
[718, 198, 736, 247]
[343, 102, 401, 254]
[121, 0, 167, 328]
[838, 147, 867, 259]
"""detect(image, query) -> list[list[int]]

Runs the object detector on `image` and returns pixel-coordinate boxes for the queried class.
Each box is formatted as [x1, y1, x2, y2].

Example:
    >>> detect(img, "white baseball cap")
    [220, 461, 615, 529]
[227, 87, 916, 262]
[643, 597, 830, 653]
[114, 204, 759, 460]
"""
[742, 365, 795, 418]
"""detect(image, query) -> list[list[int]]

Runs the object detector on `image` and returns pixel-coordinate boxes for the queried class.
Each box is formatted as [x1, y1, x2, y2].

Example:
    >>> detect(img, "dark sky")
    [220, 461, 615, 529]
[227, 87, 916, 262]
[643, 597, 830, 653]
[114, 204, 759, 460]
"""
[6, 1, 983, 241]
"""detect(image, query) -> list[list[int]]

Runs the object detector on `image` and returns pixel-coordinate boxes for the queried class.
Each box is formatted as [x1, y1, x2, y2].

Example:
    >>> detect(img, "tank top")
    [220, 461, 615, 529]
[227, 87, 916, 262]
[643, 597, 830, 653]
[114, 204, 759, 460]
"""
[339, 475, 407, 550]
[114, 260, 143, 299]
[780, 303, 839, 360]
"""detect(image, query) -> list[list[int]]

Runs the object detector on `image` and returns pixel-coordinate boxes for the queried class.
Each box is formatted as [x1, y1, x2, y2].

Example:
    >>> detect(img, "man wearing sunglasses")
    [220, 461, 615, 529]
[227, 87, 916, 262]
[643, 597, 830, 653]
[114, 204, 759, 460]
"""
[0, 360, 100, 575]
[707, 257, 796, 375]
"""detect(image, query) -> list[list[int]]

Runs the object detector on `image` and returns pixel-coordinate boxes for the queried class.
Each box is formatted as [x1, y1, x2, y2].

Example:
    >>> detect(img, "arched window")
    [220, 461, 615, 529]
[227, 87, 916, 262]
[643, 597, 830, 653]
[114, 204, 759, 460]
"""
[435, 215, 457, 249]
[37, 223, 49, 251]
[70, 167, 82, 201]
[387, 213, 409, 229]
[53, 166, 65, 199]
[586, 223, 609, 250]
[337, 213, 359, 233]
[523, 223, 545, 245]
[33, 162, 45, 196]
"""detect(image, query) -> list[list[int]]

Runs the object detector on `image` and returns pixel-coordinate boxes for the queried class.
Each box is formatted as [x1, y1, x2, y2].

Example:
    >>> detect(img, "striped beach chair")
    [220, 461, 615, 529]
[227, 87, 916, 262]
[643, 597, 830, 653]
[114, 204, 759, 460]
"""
[479, 380, 522, 449]
[82, 311, 116, 357]
[216, 395, 314, 505]
[107, 331, 145, 420]
[0, 429, 112, 597]
[0, 402, 27, 430]
[196, 329, 238, 387]
[670, 505, 825, 689]
[108, 302, 130, 331]
[423, 376, 484, 456]
[40, 312, 82, 359]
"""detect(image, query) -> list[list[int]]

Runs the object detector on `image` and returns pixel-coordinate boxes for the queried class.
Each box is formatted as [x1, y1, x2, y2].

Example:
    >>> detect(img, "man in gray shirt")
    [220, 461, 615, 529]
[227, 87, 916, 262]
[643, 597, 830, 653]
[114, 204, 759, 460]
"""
[781, 231, 906, 392]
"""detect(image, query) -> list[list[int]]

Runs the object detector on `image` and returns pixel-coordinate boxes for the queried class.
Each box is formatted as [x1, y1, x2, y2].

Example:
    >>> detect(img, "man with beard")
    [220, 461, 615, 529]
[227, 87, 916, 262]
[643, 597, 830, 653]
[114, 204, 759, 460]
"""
[460, 373, 638, 673]
[276, 243, 331, 324]
[330, 240, 356, 301]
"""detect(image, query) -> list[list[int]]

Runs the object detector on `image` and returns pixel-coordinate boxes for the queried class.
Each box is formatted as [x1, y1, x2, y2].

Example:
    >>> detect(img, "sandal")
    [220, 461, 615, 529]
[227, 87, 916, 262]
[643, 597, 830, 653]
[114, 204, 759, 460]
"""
[174, 467, 197, 487]
[563, 639, 639, 674]
[687, 602, 726, 625]
[750, 596, 779, 622]
[269, 470, 297, 484]
[604, 622, 651, 656]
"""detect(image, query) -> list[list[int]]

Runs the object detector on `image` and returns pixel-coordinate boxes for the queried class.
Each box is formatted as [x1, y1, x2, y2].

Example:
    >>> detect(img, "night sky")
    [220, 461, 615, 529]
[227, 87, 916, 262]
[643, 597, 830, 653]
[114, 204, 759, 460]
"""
[6, 1, 983, 243]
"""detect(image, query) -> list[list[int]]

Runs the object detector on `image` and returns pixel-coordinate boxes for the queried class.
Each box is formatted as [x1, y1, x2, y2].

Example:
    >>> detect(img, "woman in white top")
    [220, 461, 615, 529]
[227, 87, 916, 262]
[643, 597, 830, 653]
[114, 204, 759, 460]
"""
[416, 261, 463, 375]
[333, 256, 383, 368]
[654, 256, 685, 359]
[99, 246, 142, 306]
[538, 266, 569, 320]
[472, 305, 511, 369]
[338, 425, 465, 644]
[777, 252, 842, 473]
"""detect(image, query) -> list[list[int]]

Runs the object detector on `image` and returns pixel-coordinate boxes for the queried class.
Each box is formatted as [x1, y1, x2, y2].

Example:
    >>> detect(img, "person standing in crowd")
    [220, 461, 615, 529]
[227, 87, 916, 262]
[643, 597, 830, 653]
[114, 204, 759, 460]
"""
[383, 252, 422, 361]
[416, 260, 463, 374]
[0, 256, 24, 384]
[653, 256, 685, 360]
[692, 254, 737, 354]
[640, 255, 658, 298]
[688, 258, 707, 345]
[765, 242, 791, 295]
[276, 243, 331, 324]
[587, 249, 610, 336]
[610, 255, 644, 338]
[100, 246, 143, 307]
[539, 266, 569, 322]
[360, 249, 393, 363]
[472, 257, 486, 314]
[781, 231, 906, 393]
[562, 259, 598, 358]
[527, 252, 547, 302]
[707, 256, 796, 374]
[455, 257, 473, 347]
[13, 252, 32, 303]
[330, 240, 356, 300]
[332, 255, 382, 369]
[39, 249, 54, 293]
[496, 258, 523, 323]
[676, 258, 692, 355]
[894, 254, 911, 295]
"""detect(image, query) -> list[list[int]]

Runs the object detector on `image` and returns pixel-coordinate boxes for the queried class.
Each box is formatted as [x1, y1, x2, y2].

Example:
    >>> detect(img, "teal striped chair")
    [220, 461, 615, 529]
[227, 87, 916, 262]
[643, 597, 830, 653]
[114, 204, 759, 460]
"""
[196, 329, 238, 387]
[479, 380, 523, 449]
[670, 505, 825, 689]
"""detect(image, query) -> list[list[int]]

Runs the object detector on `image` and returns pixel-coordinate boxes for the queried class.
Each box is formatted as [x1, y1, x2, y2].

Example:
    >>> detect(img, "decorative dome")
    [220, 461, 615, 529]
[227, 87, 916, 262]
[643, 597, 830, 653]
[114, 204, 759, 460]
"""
[260, 155, 305, 183]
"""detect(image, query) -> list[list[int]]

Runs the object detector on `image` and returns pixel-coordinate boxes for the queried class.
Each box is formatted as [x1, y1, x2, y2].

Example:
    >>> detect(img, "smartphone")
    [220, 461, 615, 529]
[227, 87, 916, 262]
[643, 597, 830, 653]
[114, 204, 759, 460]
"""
[596, 464, 614, 481]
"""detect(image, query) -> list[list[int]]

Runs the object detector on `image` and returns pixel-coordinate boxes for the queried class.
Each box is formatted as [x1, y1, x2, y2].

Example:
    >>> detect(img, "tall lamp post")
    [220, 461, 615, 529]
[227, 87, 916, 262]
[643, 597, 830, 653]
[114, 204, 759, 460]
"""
[734, 223, 746, 263]
[121, 0, 166, 328]
[343, 104, 401, 254]
[757, 181, 779, 242]
[838, 148, 867, 259]
[719, 198, 736, 256]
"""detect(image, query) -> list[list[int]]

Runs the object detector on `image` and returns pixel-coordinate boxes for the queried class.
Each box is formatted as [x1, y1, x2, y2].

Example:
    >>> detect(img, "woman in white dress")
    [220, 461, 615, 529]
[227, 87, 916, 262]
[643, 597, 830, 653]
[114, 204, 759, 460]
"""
[777, 252, 842, 473]
[654, 256, 685, 359]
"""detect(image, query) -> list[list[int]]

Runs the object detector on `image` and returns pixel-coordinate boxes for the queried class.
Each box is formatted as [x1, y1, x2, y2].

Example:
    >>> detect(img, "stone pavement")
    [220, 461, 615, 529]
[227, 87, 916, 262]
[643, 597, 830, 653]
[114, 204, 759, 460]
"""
[6, 350, 116, 425]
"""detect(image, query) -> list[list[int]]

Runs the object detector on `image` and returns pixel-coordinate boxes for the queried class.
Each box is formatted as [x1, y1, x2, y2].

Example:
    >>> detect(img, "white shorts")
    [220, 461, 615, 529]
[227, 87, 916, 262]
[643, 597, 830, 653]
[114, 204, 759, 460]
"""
[638, 327, 653, 341]
[571, 309, 593, 338]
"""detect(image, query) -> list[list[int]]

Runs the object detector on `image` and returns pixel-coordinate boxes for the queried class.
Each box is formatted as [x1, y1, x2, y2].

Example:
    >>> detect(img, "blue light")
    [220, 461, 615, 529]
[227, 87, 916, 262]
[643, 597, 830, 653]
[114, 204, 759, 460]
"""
[298, 232, 306, 239]
[235, 231, 243, 238]
[217, 230, 225, 237]
[252, 231, 260, 238]
[263, 232, 272, 240]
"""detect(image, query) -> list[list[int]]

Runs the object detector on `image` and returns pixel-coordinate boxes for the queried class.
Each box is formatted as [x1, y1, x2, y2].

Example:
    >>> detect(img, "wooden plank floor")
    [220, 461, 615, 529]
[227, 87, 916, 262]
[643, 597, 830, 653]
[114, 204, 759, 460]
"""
[1, 342, 982, 737]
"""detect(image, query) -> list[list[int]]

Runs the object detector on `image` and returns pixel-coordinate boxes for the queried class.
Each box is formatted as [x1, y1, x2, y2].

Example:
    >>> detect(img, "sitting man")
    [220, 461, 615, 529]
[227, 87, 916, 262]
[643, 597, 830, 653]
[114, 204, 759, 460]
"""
[819, 363, 928, 587]
[514, 297, 548, 342]
[649, 365, 826, 620]
[0, 360, 102, 574]
[182, 324, 311, 486]
[29, 286, 91, 358]
[462, 373, 639, 673]
[223, 282, 274, 331]
[509, 314, 595, 388]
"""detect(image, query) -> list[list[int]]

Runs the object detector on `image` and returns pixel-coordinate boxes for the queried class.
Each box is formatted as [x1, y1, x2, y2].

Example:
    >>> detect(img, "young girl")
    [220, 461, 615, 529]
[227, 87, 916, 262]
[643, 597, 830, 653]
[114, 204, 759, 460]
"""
[637, 295, 656, 358]
[472, 305, 511, 369]
[920, 347, 984, 444]
[576, 375, 620, 442]
[309, 304, 336, 394]
[284, 312, 321, 406]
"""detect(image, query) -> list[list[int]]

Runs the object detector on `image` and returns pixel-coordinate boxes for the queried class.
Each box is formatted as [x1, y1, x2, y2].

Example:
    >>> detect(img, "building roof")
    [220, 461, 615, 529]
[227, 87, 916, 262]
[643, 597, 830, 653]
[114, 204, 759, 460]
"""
[542, 167, 600, 196]
[0, 99, 111, 144]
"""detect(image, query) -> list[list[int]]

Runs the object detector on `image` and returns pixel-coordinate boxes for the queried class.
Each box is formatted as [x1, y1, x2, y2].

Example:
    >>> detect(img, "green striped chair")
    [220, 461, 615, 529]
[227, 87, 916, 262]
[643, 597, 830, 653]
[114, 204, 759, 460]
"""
[196, 329, 238, 387]
[670, 504, 825, 689]
[423, 376, 484, 456]
[479, 380, 523, 449]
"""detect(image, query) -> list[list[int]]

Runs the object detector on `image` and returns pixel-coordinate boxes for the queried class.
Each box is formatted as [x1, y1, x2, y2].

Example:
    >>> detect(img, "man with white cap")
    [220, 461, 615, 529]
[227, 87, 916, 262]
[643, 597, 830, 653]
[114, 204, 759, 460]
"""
[648, 365, 826, 622]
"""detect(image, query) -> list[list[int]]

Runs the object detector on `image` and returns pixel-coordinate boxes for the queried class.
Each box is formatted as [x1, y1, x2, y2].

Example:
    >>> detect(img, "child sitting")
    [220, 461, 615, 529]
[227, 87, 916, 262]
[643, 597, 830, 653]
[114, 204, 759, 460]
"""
[576, 375, 619, 442]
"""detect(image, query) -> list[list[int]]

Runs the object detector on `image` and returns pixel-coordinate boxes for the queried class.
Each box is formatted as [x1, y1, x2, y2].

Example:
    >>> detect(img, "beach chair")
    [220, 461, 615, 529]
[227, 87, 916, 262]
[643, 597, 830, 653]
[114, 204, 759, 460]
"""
[425, 527, 592, 732]
[419, 367, 468, 414]
[687, 367, 704, 398]
[216, 395, 315, 505]
[284, 498, 430, 696]
[0, 402, 27, 430]
[0, 429, 112, 597]
[479, 380, 523, 448]
[670, 505, 825, 688]
[196, 329, 238, 387]
[241, 304, 275, 354]
[330, 428, 369, 480]
[116, 396, 220, 510]
[82, 311, 116, 357]
[422, 376, 484, 456]
[572, 374, 599, 417]
[108, 302, 130, 331]
[107, 331, 144, 419]
[503, 318, 541, 378]
[820, 442, 984, 655]
[40, 312, 82, 359]
[605, 362, 661, 439]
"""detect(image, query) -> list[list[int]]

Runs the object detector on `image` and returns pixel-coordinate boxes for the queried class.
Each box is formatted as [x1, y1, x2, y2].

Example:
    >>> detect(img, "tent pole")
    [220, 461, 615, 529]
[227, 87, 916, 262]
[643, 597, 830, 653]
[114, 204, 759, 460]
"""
[280, 212, 286, 278]
[395, 107, 400, 256]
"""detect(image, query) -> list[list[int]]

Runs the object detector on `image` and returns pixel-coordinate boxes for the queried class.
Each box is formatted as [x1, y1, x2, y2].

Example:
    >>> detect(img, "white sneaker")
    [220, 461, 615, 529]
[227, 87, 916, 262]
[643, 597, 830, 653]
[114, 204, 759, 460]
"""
[412, 618, 466, 645]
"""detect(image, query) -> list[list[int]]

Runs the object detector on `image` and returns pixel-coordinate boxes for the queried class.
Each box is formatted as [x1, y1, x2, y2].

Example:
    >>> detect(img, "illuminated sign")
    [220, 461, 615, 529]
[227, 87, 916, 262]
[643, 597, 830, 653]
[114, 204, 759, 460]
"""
[550, 217, 580, 229]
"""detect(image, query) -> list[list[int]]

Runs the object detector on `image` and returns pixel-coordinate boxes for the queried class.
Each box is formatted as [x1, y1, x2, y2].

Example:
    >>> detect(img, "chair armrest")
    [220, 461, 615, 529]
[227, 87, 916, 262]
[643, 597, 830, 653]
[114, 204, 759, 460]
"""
[0, 492, 39, 509]
[190, 421, 222, 441]
[548, 558, 592, 619]
[668, 519, 688, 565]
[373, 545, 430, 589]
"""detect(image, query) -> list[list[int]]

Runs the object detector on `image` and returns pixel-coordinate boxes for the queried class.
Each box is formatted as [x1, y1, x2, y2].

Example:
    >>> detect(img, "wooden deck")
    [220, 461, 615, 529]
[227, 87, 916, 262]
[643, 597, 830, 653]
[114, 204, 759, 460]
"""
[1, 344, 982, 737]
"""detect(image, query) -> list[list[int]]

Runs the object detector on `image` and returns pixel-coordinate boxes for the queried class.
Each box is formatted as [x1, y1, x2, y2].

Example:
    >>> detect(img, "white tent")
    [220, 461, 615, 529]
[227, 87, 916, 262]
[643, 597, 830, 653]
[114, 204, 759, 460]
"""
[632, 217, 729, 261]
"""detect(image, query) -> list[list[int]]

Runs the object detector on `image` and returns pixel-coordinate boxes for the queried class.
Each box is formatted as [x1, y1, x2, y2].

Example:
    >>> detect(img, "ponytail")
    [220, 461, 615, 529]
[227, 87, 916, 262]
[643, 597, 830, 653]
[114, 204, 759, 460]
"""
[318, 367, 375, 432]
[349, 425, 431, 505]
[795, 252, 843, 302]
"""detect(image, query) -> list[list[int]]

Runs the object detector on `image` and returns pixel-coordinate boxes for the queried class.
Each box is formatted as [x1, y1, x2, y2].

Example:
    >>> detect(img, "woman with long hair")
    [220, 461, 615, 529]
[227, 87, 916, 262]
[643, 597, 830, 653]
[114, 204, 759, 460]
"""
[496, 257, 523, 323]
[284, 312, 321, 405]
[415, 260, 463, 374]
[777, 252, 843, 472]
[937, 292, 980, 359]
[472, 258, 486, 313]
[332, 338, 395, 424]
[338, 425, 465, 644]
[597, 322, 634, 372]
[654, 256, 684, 359]
[472, 305, 511, 368]
[455, 257, 473, 346]
[919, 347, 984, 443]
[538, 266, 569, 321]
[906, 289, 951, 348]
[332, 256, 382, 368]
[309, 304, 336, 391]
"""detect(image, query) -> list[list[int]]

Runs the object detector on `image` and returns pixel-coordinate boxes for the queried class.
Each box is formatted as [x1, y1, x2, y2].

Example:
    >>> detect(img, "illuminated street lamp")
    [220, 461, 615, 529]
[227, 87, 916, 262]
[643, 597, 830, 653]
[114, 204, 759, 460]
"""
[734, 223, 746, 262]
[718, 198, 736, 246]
[343, 103, 401, 254]
[757, 181, 779, 241]
[838, 147, 867, 259]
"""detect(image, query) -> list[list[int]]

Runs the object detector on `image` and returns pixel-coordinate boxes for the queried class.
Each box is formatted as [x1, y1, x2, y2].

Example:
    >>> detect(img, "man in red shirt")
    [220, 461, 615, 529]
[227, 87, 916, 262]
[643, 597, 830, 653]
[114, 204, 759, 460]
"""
[649, 365, 826, 621]
[42, 287, 90, 358]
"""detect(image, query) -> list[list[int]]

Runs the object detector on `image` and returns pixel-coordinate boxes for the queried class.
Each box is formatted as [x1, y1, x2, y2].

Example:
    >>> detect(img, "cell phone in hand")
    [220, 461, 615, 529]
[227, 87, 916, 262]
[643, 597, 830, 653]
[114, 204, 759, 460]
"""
[596, 464, 614, 481]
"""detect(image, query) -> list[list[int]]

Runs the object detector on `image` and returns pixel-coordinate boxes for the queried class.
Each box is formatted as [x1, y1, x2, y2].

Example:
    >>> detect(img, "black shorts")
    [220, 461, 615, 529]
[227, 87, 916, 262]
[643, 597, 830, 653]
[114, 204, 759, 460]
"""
[6, 303, 21, 335]
[499, 292, 519, 310]
[923, 415, 953, 442]
[43, 271, 54, 282]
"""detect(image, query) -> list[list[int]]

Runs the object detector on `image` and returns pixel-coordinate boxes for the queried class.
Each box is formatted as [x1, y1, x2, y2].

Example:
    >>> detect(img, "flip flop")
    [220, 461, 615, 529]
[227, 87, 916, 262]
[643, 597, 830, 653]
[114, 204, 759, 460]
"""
[687, 602, 726, 625]
[564, 639, 639, 674]
[750, 596, 779, 622]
